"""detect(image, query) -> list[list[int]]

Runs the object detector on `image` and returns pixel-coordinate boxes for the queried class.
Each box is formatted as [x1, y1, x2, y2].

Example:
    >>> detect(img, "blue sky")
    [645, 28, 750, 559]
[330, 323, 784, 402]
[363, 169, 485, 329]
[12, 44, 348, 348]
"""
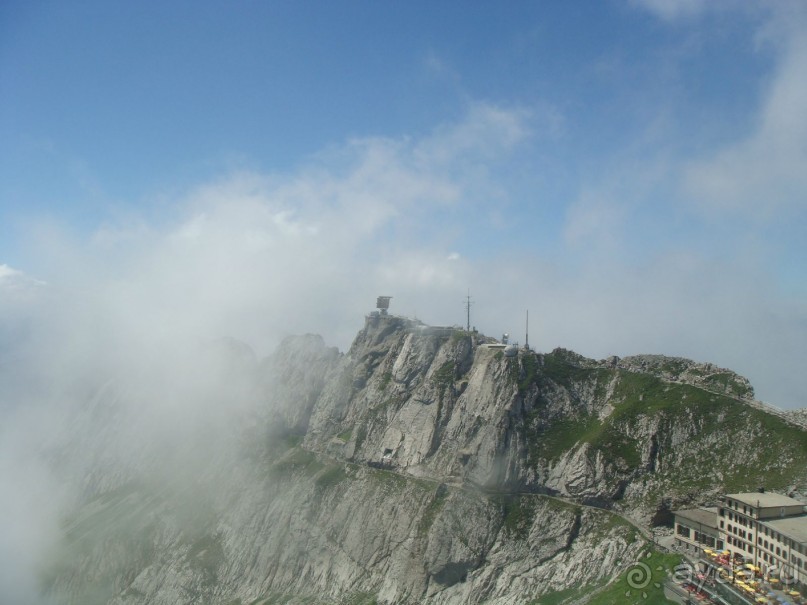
[1, 0, 806, 408]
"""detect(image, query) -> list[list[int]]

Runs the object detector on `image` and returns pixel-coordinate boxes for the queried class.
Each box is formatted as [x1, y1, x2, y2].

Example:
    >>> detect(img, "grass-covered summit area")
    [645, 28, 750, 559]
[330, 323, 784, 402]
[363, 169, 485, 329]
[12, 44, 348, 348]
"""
[520, 349, 807, 506]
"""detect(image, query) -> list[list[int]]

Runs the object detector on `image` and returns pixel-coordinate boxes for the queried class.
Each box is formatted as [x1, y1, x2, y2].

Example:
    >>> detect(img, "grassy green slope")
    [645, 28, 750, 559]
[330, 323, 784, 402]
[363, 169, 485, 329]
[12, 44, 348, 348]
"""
[531, 551, 681, 605]
[523, 350, 807, 507]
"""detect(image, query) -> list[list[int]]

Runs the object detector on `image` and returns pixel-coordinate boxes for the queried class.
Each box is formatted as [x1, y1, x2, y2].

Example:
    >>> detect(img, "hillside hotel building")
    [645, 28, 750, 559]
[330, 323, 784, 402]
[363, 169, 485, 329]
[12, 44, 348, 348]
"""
[674, 491, 807, 585]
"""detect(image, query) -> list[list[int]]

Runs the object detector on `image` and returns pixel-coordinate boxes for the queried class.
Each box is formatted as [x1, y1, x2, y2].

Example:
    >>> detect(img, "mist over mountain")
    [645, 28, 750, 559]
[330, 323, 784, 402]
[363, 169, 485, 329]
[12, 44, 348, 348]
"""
[1, 300, 805, 603]
[3, 3, 807, 603]
[1, 157, 805, 602]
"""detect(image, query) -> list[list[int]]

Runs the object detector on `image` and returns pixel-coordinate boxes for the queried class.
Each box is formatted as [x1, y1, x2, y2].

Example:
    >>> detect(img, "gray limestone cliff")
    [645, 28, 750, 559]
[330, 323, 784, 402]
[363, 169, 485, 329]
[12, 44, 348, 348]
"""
[42, 315, 807, 604]
[305, 317, 806, 519]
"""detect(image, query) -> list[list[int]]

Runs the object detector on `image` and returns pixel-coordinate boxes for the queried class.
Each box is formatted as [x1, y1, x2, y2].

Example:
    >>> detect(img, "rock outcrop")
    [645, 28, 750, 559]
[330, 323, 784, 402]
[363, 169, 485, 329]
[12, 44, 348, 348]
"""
[305, 316, 807, 519]
[43, 314, 807, 604]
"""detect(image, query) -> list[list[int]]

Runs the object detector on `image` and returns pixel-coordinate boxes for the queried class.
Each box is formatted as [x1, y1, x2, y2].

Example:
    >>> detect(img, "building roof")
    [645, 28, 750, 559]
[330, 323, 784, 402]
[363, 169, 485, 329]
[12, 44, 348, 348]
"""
[725, 492, 806, 509]
[675, 507, 720, 530]
[763, 516, 807, 544]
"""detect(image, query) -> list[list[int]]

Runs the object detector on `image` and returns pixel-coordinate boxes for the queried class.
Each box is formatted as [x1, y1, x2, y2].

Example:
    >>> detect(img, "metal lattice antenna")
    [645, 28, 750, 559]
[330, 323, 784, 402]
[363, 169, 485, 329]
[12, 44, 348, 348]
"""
[464, 290, 473, 332]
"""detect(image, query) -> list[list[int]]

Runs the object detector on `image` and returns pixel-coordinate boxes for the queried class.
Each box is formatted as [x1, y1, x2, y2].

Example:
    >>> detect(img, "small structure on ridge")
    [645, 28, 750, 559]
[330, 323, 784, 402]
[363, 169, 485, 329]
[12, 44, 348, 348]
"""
[376, 296, 392, 316]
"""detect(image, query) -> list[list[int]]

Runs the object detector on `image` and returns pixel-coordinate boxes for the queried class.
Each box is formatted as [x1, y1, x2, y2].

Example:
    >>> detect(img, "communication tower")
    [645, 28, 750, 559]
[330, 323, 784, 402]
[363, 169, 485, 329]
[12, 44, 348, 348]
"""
[525, 310, 530, 350]
[464, 291, 473, 332]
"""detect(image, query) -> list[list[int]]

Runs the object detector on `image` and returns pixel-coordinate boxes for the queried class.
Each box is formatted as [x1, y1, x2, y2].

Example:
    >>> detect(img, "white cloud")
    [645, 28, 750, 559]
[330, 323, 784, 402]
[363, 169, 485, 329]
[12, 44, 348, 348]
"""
[0, 264, 45, 303]
[0, 263, 45, 288]
[462, 250, 807, 411]
[3, 103, 531, 358]
[2, 93, 807, 602]
[629, 0, 708, 21]
[415, 102, 531, 166]
[0, 264, 20, 280]
[562, 190, 628, 253]
[684, 3, 807, 216]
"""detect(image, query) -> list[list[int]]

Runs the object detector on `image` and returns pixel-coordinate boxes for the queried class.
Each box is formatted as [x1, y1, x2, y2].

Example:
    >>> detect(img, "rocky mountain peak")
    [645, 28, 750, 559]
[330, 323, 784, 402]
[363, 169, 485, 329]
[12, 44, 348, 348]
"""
[41, 315, 807, 605]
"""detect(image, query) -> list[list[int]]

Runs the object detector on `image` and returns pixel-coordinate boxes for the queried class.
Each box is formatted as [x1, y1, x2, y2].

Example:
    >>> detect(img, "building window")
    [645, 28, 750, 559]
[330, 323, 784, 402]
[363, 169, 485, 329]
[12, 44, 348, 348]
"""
[677, 524, 691, 538]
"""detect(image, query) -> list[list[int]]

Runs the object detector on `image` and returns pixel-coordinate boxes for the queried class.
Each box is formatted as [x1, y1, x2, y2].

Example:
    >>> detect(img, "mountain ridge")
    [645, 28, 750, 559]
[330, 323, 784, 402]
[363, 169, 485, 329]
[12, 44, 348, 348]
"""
[41, 314, 807, 604]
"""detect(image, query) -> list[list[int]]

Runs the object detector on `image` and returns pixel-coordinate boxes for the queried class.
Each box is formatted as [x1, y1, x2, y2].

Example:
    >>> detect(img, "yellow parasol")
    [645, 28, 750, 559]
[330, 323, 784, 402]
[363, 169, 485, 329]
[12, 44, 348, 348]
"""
[745, 563, 757, 570]
[788, 590, 801, 597]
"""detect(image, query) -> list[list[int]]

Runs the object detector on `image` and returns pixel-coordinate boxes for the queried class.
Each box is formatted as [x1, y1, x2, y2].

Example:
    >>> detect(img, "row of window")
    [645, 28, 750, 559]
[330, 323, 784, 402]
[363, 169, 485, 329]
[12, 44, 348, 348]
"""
[759, 526, 805, 554]
[729, 529, 807, 574]
[695, 532, 717, 548]
[758, 537, 783, 557]
[758, 550, 805, 570]
[726, 535, 753, 554]
[675, 525, 723, 551]
[677, 520, 806, 566]
[723, 500, 751, 517]
[725, 510, 751, 527]
[756, 535, 807, 569]
[720, 515, 806, 555]
[690, 524, 799, 567]
[726, 523, 749, 540]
